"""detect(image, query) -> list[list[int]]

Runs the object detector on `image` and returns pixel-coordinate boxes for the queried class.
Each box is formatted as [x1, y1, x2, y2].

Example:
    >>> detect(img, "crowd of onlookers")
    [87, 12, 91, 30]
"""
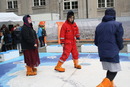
[0, 22, 47, 53]
[0, 24, 22, 52]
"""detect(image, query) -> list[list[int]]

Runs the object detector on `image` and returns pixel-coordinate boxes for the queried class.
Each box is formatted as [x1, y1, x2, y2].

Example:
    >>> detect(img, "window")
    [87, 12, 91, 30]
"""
[13, 1, 18, 8]
[64, 0, 78, 10]
[34, 0, 46, 6]
[34, 0, 39, 6]
[40, 0, 45, 5]
[64, 2, 70, 9]
[7, 0, 18, 9]
[8, 1, 13, 9]
[72, 1, 78, 9]
[107, 0, 114, 7]
[98, 0, 114, 8]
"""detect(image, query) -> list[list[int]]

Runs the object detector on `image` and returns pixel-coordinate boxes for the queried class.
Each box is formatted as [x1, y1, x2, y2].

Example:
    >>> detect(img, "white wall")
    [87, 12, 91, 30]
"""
[31, 13, 59, 21]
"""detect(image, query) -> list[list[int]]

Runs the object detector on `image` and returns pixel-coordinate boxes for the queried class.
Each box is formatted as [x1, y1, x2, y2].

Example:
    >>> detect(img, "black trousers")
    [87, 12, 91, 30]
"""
[106, 70, 117, 81]
[39, 36, 45, 47]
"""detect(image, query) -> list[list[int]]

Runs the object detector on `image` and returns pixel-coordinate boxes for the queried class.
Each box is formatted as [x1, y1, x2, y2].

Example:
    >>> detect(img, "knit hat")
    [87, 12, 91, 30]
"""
[67, 10, 74, 18]
[105, 8, 116, 16]
[39, 21, 45, 26]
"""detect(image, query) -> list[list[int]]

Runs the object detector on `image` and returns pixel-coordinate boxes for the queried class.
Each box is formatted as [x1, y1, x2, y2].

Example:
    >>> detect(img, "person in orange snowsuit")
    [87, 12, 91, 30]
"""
[54, 10, 81, 72]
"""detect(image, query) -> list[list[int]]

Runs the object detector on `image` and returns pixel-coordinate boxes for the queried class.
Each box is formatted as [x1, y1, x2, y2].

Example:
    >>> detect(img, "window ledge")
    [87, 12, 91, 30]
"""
[63, 9, 78, 13]
[6, 8, 18, 12]
[32, 6, 46, 10]
[97, 7, 114, 12]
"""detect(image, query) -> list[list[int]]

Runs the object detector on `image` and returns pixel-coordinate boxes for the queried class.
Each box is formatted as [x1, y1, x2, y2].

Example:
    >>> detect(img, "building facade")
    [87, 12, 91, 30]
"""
[0, 0, 130, 20]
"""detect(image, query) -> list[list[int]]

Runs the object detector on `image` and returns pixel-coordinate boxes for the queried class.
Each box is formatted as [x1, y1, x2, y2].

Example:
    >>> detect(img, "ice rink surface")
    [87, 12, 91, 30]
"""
[0, 53, 130, 87]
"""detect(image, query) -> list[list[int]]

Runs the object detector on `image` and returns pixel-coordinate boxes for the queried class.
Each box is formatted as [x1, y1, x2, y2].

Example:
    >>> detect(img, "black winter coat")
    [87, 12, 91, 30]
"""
[21, 24, 37, 50]
[12, 29, 21, 44]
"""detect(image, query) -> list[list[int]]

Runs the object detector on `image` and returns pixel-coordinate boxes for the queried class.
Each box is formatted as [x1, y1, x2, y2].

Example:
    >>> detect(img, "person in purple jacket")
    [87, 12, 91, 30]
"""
[95, 8, 124, 87]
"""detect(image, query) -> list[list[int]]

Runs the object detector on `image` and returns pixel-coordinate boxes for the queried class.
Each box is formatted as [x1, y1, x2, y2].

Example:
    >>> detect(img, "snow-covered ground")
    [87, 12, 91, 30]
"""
[7, 58, 130, 87]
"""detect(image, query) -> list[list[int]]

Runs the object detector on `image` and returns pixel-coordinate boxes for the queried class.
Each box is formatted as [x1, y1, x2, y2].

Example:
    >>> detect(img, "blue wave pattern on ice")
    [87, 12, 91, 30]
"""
[0, 53, 130, 87]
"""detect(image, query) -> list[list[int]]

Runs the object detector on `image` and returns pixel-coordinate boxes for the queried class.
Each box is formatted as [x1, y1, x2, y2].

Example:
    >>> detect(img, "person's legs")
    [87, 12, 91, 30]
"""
[43, 36, 45, 46]
[23, 50, 37, 76]
[12, 43, 15, 49]
[12, 43, 17, 49]
[71, 43, 81, 69]
[71, 43, 78, 60]
[6, 44, 12, 50]
[0, 36, 2, 43]
[55, 43, 72, 72]
[17, 43, 22, 52]
[39, 36, 43, 47]
[106, 70, 117, 81]
[59, 44, 72, 62]
[106, 70, 117, 87]
[97, 69, 118, 87]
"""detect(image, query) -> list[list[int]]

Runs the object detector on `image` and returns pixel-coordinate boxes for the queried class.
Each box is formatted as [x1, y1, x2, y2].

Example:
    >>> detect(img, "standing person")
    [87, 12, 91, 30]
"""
[94, 8, 124, 87]
[0, 24, 8, 42]
[16, 24, 22, 31]
[54, 10, 81, 72]
[3, 28, 12, 51]
[12, 25, 21, 52]
[0, 30, 3, 43]
[21, 15, 40, 76]
[37, 21, 47, 47]
[42, 24, 47, 46]
[0, 24, 8, 32]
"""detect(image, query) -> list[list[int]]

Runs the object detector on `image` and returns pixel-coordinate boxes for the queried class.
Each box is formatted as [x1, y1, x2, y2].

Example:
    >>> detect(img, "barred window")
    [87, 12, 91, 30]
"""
[34, 0, 39, 6]
[13, 1, 18, 8]
[64, 2, 70, 9]
[8, 1, 13, 9]
[98, 0, 114, 8]
[64, 0, 78, 10]
[40, 0, 46, 5]
[72, 1, 78, 9]
[34, 0, 46, 6]
[7, 0, 18, 9]
[107, 0, 114, 7]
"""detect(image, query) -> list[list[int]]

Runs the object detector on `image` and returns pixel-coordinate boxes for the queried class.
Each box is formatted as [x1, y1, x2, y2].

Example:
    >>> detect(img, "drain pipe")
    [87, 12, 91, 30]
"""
[86, 0, 88, 18]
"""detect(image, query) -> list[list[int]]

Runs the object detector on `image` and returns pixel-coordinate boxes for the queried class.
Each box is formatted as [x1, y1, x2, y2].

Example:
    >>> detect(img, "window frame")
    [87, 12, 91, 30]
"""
[7, 0, 18, 9]
[97, 0, 114, 8]
[63, 0, 78, 10]
[33, 0, 46, 7]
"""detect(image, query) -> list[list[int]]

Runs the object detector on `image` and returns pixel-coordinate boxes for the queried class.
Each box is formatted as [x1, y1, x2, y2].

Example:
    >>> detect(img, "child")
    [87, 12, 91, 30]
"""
[54, 10, 81, 72]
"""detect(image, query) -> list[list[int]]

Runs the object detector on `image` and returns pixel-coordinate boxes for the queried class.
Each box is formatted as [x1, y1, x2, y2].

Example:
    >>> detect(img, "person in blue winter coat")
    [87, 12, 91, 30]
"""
[95, 8, 124, 87]
[37, 21, 46, 47]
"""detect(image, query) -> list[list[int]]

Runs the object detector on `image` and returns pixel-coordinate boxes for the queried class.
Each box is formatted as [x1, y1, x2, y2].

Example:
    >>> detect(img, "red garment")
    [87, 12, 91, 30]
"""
[23, 48, 40, 67]
[59, 20, 80, 62]
[60, 21, 80, 44]
[11, 27, 14, 32]
[23, 39, 40, 67]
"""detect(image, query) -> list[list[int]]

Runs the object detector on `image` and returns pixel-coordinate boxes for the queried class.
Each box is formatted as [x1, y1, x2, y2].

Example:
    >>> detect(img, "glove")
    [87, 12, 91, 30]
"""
[76, 37, 80, 40]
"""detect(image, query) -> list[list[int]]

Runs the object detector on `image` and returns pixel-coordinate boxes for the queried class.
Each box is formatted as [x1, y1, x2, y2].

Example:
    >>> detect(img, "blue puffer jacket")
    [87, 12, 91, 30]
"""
[37, 27, 43, 37]
[94, 9, 124, 63]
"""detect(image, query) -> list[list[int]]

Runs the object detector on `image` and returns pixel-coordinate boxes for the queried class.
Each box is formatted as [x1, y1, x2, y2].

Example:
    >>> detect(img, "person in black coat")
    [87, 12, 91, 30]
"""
[21, 15, 40, 76]
[95, 8, 124, 87]
[3, 28, 12, 51]
[12, 25, 21, 50]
